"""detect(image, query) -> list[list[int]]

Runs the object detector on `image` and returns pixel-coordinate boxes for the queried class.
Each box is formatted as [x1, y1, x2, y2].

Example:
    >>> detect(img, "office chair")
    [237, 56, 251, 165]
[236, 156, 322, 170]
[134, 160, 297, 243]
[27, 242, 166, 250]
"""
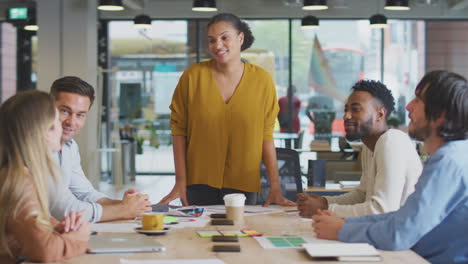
[257, 148, 303, 204]
[294, 130, 304, 149]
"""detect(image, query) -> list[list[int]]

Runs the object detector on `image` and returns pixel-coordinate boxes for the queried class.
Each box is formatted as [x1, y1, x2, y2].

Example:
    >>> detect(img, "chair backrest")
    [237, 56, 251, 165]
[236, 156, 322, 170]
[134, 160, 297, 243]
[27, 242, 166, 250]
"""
[325, 160, 360, 182]
[294, 130, 305, 149]
[258, 148, 303, 204]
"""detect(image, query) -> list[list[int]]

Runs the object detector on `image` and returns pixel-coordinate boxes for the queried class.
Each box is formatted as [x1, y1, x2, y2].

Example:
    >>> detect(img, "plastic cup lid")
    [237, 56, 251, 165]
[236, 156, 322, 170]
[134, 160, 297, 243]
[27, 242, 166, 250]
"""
[223, 193, 246, 206]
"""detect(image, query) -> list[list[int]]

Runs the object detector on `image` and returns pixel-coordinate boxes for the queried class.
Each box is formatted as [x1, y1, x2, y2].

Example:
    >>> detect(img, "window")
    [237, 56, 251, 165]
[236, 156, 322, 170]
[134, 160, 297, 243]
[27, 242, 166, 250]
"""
[292, 20, 382, 140]
[383, 20, 425, 126]
[109, 20, 189, 173]
[105, 18, 426, 175]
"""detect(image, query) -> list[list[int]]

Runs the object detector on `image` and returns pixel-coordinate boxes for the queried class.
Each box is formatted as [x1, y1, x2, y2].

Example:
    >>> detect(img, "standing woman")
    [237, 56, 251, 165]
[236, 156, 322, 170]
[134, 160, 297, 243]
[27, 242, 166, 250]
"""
[160, 13, 295, 206]
[0, 90, 89, 263]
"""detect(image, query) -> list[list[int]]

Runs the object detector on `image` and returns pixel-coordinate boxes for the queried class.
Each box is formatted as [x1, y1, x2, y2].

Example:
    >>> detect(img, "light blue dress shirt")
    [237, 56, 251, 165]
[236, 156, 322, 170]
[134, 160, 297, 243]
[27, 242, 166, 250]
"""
[338, 139, 468, 264]
[49, 140, 107, 223]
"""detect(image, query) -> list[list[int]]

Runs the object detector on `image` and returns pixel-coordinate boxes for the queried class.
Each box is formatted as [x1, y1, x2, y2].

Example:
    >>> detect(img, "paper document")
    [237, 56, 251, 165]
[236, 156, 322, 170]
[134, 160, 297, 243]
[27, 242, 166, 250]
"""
[303, 243, 381, 261]
[339, 180, 360, 188]
[325, 183, 341, 190]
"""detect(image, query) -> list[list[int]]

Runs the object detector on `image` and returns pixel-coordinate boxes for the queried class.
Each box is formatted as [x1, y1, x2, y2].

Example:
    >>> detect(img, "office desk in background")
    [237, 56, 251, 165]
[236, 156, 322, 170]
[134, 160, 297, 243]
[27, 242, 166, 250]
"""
[306, 186, 354, 196]
[273, 132, 298, 149]
[65, 208, 428, 264]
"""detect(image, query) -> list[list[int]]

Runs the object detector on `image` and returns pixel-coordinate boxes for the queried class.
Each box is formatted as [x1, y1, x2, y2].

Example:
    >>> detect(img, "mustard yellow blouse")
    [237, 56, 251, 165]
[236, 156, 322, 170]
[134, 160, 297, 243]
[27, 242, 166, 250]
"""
[170, 60, 279, 192]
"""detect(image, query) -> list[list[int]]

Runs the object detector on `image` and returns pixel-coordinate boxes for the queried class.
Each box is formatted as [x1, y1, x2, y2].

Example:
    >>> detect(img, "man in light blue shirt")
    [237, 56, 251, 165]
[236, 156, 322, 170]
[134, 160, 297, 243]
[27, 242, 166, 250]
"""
[312, 70, 468, 264]
[49, 76, 152, 223]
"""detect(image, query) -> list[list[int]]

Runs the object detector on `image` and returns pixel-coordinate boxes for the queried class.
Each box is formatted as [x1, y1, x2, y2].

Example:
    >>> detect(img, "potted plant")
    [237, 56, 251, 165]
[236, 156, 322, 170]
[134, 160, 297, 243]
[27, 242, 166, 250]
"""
[136, 136, 144, 155]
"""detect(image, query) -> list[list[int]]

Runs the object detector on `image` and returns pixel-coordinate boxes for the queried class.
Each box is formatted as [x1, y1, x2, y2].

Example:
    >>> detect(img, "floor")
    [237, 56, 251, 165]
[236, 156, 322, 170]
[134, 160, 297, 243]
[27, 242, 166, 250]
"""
[98, 175, 181, 205]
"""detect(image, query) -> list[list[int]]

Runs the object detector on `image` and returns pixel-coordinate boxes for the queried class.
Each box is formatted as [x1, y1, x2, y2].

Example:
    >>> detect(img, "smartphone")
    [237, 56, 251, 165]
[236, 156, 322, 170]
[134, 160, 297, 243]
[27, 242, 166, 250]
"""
[151, 203, 169, 212]
[212, 235, 239, 242]
[210, 213, 227, 219]
[212, 244, 241, 252]
[211, 219, 234, 225]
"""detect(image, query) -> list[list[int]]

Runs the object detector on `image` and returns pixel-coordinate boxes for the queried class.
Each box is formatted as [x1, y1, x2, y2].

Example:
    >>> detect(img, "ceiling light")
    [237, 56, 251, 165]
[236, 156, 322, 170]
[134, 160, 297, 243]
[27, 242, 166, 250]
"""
[303, 0, 328, 10]
[384, 0, 410, 10]
[24, 17, 38, 31]
[98, 0, 124, 11]
[192, 0, 218, 12]
[370, 14, 388, 28]
[301, 16, 319, 28]
[133, 14, 152, 28]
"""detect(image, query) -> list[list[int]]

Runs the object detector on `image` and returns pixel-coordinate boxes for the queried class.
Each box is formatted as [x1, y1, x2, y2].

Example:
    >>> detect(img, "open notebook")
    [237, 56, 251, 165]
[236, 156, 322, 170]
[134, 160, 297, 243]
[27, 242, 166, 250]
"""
[303, 243, 381, 262]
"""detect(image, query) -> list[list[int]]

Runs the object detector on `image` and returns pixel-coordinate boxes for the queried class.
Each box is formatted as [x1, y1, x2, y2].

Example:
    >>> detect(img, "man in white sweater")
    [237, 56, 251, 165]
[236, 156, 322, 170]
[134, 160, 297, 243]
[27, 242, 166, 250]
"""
[297, 80, 422, 218]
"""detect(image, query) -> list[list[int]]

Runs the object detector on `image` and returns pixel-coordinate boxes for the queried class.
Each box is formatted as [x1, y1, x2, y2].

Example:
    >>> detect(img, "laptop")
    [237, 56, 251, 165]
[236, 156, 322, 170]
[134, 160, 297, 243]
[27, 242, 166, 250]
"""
[87, 233, 165, 254]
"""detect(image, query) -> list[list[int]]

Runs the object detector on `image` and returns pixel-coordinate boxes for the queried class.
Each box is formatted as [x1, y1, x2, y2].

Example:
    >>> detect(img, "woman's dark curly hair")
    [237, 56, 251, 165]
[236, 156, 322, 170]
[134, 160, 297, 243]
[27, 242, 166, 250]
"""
[415, 70, 468, 141]
[207, 13, 254, 51]
[350, 80, 395, 119]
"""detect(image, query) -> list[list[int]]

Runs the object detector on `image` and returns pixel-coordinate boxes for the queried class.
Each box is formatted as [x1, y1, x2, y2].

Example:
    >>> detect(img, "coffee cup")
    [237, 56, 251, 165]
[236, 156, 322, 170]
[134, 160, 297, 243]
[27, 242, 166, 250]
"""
[223, 193, 246, 222]
[141, 212, 164, 230]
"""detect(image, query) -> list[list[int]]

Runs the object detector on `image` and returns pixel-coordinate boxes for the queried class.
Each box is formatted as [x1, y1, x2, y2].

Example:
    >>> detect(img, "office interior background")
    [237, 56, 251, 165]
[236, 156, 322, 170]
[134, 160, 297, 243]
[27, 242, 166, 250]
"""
[0, 0, 467, 192]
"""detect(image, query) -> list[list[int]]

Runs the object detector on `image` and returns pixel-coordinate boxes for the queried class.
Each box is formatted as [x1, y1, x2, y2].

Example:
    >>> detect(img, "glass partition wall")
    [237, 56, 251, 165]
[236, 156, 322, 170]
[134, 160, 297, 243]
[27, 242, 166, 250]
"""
[108, 20, 188, 174]
[106, 19, 425, 175]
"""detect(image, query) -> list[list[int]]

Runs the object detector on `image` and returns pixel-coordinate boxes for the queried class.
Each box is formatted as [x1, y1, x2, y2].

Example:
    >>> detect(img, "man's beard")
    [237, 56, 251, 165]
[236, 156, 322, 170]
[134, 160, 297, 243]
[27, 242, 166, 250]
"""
[345, 118, 373, 142]
[409, 122, 432, 141]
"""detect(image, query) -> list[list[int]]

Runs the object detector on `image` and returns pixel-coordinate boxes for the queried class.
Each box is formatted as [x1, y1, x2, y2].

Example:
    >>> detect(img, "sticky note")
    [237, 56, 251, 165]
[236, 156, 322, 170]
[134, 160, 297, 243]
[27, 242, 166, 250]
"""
[241, 228, 262, 237]
[219, 230, 249, 237]
[197, 231, 221, 238]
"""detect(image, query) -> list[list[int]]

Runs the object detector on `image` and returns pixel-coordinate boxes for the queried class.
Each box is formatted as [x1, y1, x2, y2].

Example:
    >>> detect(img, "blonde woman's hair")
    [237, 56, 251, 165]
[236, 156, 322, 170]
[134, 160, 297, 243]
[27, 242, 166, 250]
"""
[0, 90, 58, 257]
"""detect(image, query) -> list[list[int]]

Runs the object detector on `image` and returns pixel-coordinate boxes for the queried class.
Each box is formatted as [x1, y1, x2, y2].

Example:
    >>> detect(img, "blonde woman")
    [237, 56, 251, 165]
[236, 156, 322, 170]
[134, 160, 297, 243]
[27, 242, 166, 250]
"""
[0, 90, 89, 263]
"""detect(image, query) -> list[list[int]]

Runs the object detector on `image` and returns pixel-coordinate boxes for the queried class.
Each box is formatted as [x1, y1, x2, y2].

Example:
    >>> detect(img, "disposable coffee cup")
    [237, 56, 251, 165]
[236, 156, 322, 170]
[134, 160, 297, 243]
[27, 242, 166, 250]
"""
[141, 212, 164, 230]
[223, 193, 246, 222]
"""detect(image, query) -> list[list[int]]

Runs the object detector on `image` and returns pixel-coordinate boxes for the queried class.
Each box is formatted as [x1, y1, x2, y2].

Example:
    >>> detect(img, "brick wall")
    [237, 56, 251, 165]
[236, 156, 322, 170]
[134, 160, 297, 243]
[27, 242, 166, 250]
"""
[426, 21, 468, 78]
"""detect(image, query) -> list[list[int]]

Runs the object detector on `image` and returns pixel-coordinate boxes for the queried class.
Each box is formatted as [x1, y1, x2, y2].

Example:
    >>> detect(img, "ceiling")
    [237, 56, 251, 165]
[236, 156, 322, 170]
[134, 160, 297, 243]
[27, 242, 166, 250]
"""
[1, 0, 468, 20]
[102, 0, 468, 20]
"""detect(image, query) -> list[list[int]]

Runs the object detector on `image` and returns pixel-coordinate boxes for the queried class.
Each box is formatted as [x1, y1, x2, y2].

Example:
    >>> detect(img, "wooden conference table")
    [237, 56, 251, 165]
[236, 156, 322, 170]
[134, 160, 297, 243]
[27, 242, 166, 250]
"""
[64, 208, 428, 264]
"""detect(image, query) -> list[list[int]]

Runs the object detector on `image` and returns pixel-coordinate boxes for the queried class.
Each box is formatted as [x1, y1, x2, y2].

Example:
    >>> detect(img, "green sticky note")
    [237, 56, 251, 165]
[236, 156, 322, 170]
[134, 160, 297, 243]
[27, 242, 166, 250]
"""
[197, 231, 221, 238]
[163, 216, 179, 223]
[219, 231, 249, 237]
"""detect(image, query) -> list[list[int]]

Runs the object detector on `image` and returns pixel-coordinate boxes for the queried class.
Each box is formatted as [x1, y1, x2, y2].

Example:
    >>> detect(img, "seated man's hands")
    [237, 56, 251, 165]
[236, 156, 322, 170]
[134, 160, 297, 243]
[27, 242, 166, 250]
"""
[121, 192, 152, 219]
[312, 212, 345, 240]
[297, 193, 328, 218]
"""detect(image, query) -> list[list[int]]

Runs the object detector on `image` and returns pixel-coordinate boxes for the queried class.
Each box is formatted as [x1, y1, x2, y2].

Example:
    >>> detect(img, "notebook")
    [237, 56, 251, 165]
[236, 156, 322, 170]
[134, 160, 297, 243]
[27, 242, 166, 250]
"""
[87, 233, 165, 254]
[303, 243, 381, 262]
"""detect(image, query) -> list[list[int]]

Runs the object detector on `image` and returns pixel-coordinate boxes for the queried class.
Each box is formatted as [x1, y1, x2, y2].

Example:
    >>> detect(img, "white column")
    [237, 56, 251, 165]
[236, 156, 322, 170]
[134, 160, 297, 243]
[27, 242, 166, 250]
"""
[37, 0, 100, 187]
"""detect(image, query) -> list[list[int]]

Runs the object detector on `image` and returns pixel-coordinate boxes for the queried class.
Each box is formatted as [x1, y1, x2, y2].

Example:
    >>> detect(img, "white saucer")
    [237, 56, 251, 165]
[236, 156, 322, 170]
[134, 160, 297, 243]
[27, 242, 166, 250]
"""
[135, 227, 170, 235]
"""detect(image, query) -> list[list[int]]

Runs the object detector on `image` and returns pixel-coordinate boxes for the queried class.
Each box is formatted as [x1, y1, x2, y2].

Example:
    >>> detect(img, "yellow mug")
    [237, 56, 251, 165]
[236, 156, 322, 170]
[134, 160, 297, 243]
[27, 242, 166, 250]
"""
[141, 213, 164, 231]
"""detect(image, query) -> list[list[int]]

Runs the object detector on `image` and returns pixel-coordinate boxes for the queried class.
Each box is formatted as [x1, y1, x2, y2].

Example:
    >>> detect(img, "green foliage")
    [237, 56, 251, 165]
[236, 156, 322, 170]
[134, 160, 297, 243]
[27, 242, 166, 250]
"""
[111, 38, 188, 56]
[387, 117, 401, 128]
